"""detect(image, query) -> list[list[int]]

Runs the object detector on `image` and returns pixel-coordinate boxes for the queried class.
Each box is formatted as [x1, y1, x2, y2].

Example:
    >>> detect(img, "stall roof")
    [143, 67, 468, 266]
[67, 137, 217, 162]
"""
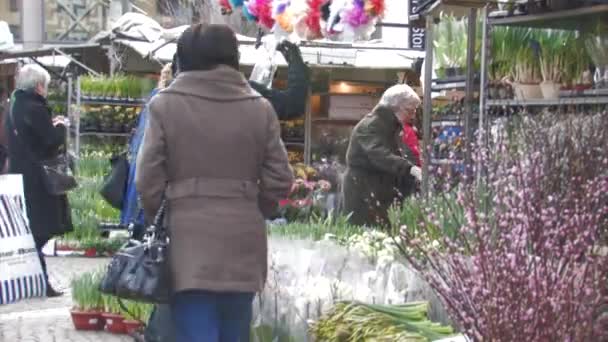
[0, 55, 72, 68]
[114, 38, 425, 70]
[0, 43, 100, 60]
[103, 12, 424, 71]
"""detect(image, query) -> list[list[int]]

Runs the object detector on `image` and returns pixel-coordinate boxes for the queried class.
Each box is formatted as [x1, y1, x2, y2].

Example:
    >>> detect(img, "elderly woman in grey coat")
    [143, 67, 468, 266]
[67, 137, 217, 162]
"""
[342, 84, 423, 228]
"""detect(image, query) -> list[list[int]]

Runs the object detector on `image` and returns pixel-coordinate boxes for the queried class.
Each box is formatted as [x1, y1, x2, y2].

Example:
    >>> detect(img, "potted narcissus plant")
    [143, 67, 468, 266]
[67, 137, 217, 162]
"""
[70, 272, 104, 331]
[102, 294, 127, 334]
[122, 301, 153, 335]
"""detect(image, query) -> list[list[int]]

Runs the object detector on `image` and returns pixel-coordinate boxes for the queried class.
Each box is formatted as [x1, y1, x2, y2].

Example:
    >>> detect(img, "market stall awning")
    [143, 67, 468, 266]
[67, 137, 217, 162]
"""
[101, 12, 424, 71]
[0, 55, 72, 68]
[114, 38, 425, 70]
[0, 43, 101, 60]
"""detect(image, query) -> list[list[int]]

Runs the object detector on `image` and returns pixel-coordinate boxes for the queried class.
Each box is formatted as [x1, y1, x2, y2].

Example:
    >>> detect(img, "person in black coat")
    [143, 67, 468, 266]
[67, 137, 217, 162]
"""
[249, 40, 310, 120]
[4, 64, 72, 297]
[0, 86, 8, 173]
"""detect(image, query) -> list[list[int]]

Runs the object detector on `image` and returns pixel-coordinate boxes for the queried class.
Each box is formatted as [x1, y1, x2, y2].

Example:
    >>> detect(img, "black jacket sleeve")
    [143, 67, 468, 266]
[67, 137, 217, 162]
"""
[23, 101, 66, 156]
[249, 55, 310, 120]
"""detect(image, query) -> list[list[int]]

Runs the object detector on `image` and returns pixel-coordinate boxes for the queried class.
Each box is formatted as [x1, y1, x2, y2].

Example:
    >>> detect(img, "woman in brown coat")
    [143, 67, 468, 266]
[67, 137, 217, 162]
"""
[135, 24, 293, 342]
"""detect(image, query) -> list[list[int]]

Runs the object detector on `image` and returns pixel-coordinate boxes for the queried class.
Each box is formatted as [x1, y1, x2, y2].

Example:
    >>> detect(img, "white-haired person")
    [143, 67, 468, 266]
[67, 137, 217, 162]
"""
[342, 84, 423, 228]
[4, 64, 72, 297]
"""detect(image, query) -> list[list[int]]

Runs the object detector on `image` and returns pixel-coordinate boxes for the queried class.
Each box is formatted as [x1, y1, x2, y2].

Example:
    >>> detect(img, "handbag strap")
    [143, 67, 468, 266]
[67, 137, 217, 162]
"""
[147, 191, 168, 238]
[117, 298, 148, 327]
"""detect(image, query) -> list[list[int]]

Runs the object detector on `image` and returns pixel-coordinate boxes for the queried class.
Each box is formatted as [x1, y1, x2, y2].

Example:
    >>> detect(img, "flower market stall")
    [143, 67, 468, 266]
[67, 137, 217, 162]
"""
[96, 12, 424, 221]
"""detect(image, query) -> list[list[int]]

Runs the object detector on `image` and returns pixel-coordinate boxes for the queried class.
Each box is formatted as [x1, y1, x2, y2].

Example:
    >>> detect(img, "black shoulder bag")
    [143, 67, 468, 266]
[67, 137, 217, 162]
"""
[99, 195, 171, 303]
[8, 101, 77, 195]
[99, 152, 129, 209]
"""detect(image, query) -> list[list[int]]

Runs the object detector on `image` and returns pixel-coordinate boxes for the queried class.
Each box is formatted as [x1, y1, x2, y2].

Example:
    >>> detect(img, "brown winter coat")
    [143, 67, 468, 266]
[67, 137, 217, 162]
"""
[135, 66, 293, 294]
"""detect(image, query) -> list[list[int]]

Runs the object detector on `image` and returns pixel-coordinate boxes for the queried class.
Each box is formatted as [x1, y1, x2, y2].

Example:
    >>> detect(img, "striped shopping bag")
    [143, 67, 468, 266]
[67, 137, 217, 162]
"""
[0, 175, 46, 304]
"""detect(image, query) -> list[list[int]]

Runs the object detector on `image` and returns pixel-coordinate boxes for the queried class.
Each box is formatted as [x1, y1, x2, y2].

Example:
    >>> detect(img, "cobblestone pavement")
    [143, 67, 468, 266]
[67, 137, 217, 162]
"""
[0, 257, 132, 342]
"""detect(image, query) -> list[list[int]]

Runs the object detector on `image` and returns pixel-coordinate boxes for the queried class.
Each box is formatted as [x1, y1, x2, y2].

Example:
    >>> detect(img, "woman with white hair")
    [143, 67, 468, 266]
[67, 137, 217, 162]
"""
[4, 64, 71, 297]
[342, 84, 423, 228]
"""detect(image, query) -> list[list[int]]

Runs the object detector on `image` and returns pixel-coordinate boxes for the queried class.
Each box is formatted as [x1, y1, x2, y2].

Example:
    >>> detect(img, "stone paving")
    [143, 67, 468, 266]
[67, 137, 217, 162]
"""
[0, 257, 132, 342]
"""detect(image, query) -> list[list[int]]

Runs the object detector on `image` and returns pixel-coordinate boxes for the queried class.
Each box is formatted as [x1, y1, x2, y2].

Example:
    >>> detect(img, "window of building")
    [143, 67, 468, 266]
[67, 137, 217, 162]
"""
[10, 0, 19, 12]
[9, 25, 21, 41]
[156, 0, 181, 16]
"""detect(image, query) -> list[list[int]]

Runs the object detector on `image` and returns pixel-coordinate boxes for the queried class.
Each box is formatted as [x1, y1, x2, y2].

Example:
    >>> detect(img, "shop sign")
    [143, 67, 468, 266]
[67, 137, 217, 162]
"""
[409, 0, 426, 50]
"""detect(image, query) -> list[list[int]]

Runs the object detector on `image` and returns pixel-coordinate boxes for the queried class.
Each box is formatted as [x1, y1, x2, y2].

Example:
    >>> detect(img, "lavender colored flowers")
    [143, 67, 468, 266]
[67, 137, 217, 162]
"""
[397, 112, 608, 341]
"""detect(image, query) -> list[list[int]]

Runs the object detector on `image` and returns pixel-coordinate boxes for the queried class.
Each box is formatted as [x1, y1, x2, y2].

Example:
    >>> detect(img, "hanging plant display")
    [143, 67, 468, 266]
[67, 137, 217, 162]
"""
[220, 0, 385, 42]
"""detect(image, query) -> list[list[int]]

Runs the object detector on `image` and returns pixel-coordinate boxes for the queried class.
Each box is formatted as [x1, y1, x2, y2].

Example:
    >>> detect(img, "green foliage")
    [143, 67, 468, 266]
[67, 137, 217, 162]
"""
[269, 212, 363, 241]
[310, 301, 455, 341]
[537, 30, 577, 83]
[66, 148, 120, 242]
[80, 74, 155, 99]
[388, 192, 463, 256]
[71, 271, 104, 311]
[433, 14, 467, 70]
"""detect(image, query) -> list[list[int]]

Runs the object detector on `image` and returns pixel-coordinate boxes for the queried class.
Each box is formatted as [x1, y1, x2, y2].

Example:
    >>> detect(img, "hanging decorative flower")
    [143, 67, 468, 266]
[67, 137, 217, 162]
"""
[220, 0, 233, 14]
[219, 0, 386, 42]
[343, 0, 370, 28]
[304, 0, 325, 40]
[364, 0, 385, 17]
[245, 0, 275, 29]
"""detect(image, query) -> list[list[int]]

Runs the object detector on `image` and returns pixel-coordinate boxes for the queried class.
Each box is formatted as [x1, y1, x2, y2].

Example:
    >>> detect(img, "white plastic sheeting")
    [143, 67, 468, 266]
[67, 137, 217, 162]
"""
[254, 237, 450, 340]
[106, 12, 424, 69]
[0, 21, 15, 51]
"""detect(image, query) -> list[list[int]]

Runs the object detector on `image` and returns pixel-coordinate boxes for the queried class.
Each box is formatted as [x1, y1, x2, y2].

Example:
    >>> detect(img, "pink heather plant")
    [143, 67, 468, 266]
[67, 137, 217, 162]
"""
[397, 113, 608, 341]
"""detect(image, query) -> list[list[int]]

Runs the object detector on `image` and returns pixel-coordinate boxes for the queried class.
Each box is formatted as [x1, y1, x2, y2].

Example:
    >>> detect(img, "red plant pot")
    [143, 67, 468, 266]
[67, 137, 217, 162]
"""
[102, 313, 127, 334]
[70, 309, 104, 331]
[56, 245, 74, 252]
[123, 319, 144, 335]
[84, 248, 97, 258]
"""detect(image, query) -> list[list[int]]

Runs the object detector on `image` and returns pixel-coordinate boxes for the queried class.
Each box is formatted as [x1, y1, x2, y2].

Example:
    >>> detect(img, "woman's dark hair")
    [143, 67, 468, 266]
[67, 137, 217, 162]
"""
[177, 24, 239, 72]
[171, 53, 178, 77]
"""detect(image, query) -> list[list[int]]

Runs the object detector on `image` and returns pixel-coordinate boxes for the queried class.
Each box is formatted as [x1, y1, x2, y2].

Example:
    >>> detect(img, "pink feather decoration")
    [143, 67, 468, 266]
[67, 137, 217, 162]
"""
[246, 0, 275, 29]
[344, 0, 370, 27]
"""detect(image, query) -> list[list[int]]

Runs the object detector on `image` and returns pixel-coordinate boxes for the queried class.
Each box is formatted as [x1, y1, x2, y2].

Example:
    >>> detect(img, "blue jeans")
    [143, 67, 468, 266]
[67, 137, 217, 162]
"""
[171, 290, 254, 342]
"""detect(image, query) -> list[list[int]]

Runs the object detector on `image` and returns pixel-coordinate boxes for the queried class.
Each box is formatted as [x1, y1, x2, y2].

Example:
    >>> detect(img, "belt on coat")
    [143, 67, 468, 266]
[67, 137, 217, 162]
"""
[166, 177, 259, 200]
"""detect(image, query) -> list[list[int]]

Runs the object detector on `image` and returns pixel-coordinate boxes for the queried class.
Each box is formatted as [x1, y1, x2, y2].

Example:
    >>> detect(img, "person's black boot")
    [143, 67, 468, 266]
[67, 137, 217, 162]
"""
[46, 284, 64, 298]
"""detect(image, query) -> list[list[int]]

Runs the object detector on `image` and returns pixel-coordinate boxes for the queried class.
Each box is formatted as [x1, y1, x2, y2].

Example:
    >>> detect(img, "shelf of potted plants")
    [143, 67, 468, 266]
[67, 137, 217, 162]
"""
[489, 3, 608, 31]
[487, 96, 608, 107]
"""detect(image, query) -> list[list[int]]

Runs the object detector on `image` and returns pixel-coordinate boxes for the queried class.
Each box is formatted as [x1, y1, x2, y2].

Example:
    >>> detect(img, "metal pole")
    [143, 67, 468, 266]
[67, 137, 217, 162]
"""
[478, 6, 489, 149]
[66, 75, 72, 155]
[464, 8, 477, 173]
[477, 6, 490, 187]
[75, 76, 81, 157]
[304, 87, 312, 165]
[421, 17, 434, 197]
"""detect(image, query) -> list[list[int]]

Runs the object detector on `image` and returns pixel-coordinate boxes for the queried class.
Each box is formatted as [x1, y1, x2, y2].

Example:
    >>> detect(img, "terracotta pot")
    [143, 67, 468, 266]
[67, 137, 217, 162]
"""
[513, 83, 543, 100]
[102, 313, 127, 334]
[70, 310, 104, 331]
[123, 319, 144, 335]
[540, 81, 561, 99]
[84, 248, 97, 258]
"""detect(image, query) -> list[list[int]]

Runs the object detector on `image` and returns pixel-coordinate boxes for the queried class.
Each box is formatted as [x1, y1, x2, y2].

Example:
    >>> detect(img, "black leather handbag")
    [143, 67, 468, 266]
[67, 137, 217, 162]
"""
[99, 197, 171, 303]
[99, 153, 129, 209]
[39, 152, 78, 195]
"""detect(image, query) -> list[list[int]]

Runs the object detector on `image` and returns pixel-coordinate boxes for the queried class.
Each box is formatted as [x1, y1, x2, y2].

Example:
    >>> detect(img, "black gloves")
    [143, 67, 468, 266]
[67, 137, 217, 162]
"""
[277, 40, 304, 65]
